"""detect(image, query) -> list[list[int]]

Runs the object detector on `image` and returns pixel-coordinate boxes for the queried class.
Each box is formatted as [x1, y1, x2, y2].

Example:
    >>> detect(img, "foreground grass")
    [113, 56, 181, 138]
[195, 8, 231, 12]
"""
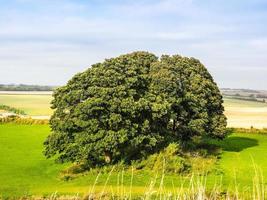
[0, 124, 66, 197]
[1, 124, 267, 199]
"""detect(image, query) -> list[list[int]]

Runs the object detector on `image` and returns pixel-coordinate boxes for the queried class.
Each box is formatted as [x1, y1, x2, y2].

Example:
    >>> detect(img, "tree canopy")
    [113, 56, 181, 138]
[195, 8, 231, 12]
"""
[149, 55, 226, 141]
[44, 51, 227, 167]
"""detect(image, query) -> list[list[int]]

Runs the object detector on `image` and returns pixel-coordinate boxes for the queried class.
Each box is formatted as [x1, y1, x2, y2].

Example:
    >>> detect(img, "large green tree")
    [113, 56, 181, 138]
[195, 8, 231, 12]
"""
[44, 52, 165, 165]
[44, 52, 227, 166]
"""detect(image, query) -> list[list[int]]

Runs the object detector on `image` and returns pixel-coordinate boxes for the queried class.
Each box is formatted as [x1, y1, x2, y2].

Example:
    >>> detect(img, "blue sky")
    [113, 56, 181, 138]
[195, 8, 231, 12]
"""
[0, 0, 267, 89]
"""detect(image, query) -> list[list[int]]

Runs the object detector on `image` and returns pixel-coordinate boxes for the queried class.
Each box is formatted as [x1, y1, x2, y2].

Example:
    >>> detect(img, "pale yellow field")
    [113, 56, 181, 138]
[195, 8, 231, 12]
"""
[224, 98, 267, 128]
[0, 93, 53, 116]
[0, 93, 266, 128]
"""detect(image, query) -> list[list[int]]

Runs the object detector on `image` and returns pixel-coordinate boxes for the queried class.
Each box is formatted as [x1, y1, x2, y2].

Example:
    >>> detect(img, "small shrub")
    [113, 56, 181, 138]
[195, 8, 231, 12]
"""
[188, 155, 217, 174]
[0, 104, 26, 115]
[63, 163, 89, 174]
[60, 174, 74, 181]
[135, 143, 190, 174]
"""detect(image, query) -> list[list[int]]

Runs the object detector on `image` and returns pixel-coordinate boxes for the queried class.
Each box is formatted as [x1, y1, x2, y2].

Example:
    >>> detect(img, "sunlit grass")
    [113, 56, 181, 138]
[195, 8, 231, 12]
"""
[1, 124, 267, 199]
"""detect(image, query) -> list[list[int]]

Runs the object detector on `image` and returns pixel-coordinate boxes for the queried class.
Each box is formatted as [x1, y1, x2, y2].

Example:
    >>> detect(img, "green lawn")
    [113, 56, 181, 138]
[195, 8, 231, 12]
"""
[207, 133, 267, 189]
[0, 94, 52, 116]
[1, 124, 267, 198]
[0, 124, 65, 197]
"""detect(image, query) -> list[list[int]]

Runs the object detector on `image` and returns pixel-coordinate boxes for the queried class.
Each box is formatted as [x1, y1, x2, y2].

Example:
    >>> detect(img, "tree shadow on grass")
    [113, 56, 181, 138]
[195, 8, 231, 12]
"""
[201, 136, 259, 155]
[218, 136, 258, 152]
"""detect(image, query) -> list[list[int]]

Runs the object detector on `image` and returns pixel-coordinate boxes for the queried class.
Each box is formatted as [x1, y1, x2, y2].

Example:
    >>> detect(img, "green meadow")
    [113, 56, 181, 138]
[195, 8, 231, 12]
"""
[1, 124, 266, 198]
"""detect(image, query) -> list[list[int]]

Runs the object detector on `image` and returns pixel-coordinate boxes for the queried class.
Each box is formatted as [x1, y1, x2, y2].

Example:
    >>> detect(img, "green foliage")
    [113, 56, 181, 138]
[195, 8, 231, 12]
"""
[149, 55, 227, 140]
[45, 52, 163, 166]
[44, 51, 227, 167]
[135, 143, 190, 174]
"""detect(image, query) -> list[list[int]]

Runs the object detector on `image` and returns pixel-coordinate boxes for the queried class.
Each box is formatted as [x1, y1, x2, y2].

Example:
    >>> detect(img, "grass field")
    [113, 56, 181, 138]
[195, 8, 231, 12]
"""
[1, 124, 267, 198]
[0, 94, 52, 116]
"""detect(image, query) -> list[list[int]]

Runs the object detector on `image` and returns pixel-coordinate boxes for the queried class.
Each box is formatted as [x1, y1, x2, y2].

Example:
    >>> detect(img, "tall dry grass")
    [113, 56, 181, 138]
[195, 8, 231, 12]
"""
[83, 163, 265, 200]
[2, 164, 265, 200]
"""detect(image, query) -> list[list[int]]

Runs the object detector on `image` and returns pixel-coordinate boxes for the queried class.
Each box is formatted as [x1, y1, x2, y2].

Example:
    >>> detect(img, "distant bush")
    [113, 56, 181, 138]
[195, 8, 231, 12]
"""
[134, 143, 189, 174]
[256, 94, 267, 98]
[0, 116, 48, 124]
[0, 104, 26, 115]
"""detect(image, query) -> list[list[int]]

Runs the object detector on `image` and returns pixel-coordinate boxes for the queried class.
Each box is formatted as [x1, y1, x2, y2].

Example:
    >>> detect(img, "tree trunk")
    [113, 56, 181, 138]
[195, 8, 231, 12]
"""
[104, 151, 111, 163]
[173, 119, 176, 133]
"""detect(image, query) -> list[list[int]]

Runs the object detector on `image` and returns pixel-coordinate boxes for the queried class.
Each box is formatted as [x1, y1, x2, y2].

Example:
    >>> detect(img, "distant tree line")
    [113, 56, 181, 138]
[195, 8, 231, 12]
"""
[256, 94, 267, 98]
[221, 88, 260, 93]
[0, 84, 56, 91]
[223, 94, 266, 103]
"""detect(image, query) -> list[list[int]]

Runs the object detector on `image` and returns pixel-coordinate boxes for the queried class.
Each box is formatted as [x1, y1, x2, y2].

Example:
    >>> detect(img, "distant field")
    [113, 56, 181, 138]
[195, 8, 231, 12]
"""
[0, 93, 266, 128]
[224, 97, 267, 128]
[1, 124, 267, 197]
[0, 93, 52, 116]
